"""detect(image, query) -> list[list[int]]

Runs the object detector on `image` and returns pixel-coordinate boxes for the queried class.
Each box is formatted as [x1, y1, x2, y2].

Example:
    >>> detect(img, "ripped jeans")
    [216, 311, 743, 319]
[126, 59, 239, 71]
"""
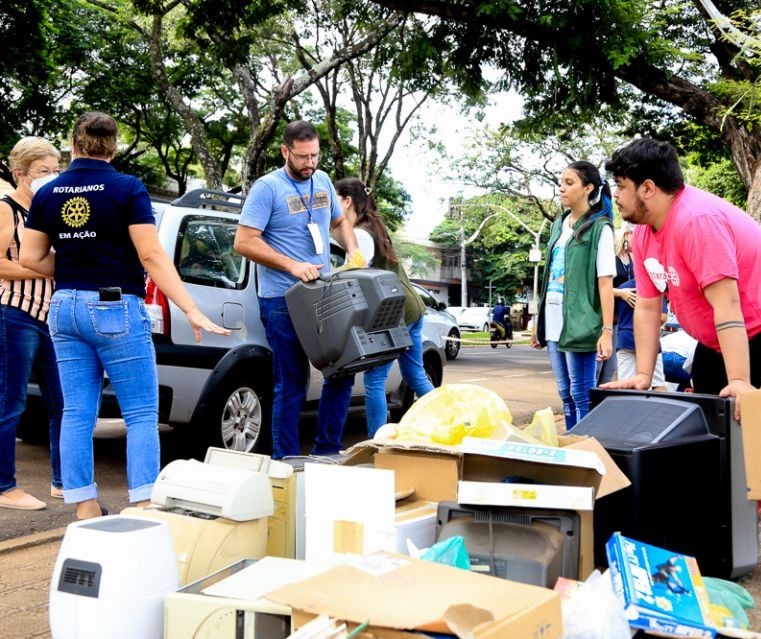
[546, 341, 598, 428]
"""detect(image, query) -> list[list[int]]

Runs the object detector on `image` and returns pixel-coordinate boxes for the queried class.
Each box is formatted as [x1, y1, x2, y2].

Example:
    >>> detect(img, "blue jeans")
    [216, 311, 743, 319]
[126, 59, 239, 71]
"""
[662, 352, 692, 389]
[0, 305, 63, 494]
[259, 296, 353, 459]
[364, 316, 434, 437]
[546, 341, 598, 428]
[48, 290, 159, 503]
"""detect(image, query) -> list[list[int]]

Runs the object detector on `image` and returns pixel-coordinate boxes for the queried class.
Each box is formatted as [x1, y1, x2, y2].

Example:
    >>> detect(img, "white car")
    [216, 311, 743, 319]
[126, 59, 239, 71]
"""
[445, 306, 467, 318]
[458, 306, 492, 333]
[411, 284, 461, 360]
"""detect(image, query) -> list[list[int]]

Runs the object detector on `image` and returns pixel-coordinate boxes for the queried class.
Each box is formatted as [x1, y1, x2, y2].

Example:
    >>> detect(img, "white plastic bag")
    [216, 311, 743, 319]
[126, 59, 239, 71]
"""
[560, 569, 631, 639]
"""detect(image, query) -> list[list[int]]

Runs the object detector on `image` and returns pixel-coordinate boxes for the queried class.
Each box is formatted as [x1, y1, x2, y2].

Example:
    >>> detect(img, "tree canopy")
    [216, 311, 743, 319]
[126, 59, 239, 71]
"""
[370, 0, 761, 218]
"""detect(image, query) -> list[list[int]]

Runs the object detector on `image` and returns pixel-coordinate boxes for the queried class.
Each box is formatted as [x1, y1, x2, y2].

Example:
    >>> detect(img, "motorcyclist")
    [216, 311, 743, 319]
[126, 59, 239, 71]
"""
[491, 298, 513, 342]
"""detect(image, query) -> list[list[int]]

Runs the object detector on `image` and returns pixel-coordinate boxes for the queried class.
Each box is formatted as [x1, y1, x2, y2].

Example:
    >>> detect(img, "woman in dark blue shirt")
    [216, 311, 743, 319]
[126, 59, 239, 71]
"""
[21, 112, 229, 520]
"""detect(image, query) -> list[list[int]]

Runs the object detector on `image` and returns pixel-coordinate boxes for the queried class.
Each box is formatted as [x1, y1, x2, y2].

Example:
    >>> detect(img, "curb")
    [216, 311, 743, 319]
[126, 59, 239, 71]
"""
[0, 527, 66, 555]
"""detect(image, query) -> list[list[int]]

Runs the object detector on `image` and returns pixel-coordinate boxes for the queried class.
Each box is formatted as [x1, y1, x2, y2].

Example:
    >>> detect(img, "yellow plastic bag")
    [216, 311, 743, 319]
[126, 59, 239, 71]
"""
[522, 406, 559, 447]
[396, 384, 513, 446]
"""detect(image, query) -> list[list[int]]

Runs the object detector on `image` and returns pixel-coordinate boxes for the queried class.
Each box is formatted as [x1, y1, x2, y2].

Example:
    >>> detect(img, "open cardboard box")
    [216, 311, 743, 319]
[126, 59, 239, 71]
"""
[265, 551, 562, 639]
[740, 389, 761, 499]
[341, 433, 630, 578]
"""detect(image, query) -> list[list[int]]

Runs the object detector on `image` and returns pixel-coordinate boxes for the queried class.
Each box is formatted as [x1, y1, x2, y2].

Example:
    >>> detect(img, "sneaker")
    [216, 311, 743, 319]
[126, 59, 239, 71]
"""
[0, 488, 47, 510]
[50, 485, 64, 499]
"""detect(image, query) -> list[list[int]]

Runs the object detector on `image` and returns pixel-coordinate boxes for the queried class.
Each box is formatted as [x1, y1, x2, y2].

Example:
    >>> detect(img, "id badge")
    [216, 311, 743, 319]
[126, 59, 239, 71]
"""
[307, 222, 323, 254]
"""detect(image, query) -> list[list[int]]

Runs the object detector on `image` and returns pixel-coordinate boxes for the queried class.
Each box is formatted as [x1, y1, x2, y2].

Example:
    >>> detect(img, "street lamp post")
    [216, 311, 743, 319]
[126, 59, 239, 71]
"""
[456, 208, 500, 307]
[451, 201, 547, 325]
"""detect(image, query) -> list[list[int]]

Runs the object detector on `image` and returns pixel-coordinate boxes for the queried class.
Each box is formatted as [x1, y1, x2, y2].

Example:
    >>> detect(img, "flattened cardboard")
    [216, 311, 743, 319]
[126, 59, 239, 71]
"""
[740, 390, 761, 499]
[266, 551, 561, 639]
[556, 434, 631, 497]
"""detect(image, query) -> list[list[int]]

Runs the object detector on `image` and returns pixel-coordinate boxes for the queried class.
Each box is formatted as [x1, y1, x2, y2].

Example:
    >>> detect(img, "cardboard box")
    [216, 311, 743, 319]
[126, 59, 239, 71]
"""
[606, 532, 716, 638]
[342, 434, 630, 578]
[266, 551, 562, 639]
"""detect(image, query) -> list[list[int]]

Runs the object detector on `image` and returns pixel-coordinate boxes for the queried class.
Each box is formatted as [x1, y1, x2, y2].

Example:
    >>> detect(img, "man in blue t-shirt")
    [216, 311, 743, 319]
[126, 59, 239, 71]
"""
[234, 121, 360, 459]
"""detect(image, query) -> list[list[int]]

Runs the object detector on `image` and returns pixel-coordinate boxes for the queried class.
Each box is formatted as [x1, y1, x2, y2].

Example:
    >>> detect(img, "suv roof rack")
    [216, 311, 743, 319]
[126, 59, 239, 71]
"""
[172, 189, 245, 212]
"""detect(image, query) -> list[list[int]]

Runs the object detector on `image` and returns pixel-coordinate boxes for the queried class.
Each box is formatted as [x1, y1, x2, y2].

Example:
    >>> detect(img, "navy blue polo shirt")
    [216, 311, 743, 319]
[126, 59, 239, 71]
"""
[26, 158, 155, 297]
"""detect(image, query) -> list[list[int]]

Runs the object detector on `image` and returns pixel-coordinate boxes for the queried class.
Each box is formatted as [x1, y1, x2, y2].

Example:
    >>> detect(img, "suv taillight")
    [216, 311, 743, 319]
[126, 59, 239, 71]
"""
[144, 277, 170, 336]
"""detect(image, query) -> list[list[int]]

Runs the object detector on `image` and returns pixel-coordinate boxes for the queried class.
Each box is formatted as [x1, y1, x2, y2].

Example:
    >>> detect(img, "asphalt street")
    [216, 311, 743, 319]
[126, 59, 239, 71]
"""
[2, 343, 562, 541]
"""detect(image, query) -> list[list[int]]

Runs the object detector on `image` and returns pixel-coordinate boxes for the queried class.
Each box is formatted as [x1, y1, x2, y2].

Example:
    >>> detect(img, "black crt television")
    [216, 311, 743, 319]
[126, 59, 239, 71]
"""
[568, 388, 758, 578]
[285, 268, 412, 378]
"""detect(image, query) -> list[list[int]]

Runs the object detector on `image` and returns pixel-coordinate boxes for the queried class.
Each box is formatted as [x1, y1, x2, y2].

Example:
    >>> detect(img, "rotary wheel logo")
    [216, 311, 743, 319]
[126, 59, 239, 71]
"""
[61, 197, 90, 228]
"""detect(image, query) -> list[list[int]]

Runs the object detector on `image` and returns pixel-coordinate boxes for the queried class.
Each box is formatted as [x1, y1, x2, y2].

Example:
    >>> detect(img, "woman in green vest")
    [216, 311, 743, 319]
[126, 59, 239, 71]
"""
[334, 177, 434, 437]
[530, 161, 615, 427]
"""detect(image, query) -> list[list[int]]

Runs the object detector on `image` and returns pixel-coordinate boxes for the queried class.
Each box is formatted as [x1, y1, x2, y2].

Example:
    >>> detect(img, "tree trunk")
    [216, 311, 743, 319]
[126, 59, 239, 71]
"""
[719, 119, 761, 220]
[147, 16, 223, 190]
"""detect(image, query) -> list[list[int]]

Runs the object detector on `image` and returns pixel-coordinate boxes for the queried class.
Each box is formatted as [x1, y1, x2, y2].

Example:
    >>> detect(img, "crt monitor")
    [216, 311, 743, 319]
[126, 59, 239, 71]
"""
[436, 501, 581, 588]
[569, 388, 758, 578]
[567, 394, 710, 449]
[285, 268, 412, 378]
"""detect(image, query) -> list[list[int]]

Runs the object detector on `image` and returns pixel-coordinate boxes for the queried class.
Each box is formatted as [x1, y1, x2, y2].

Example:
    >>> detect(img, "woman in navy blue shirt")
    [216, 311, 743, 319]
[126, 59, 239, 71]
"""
[21, 112, 229, 520]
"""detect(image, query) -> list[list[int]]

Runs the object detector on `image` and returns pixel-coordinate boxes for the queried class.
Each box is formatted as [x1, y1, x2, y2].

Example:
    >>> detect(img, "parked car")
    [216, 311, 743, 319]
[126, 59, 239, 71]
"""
[20, 189, 445, 456]
[410, 284, 461, 360]
[445, 306, 467, 318]
[457, 306, 492, 333]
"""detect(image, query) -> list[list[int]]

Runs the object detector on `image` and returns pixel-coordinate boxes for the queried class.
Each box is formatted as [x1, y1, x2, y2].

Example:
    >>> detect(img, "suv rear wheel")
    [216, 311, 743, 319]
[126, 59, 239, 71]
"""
[194, 373, 272, 456]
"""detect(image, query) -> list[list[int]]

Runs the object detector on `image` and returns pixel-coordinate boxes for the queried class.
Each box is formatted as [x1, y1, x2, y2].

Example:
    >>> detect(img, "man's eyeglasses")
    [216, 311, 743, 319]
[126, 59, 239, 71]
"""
[288, 151, 321, 163]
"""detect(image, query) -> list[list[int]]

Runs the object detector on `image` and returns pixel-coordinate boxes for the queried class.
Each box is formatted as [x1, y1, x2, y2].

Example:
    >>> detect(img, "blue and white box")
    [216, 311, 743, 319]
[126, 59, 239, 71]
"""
[606, 532, 716, 638]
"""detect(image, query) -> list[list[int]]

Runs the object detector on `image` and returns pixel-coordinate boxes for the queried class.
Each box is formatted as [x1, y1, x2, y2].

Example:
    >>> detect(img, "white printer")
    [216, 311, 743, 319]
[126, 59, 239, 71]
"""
[122, 448, 291, 585]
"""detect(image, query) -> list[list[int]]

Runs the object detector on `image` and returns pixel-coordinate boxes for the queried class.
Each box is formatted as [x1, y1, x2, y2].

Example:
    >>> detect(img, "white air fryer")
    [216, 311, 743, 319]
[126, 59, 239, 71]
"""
[49, 515, 179, 639]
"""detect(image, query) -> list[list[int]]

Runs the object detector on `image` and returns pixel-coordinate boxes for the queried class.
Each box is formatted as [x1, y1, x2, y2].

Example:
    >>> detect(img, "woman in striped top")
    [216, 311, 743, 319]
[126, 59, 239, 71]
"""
[0, 137, 63, 511]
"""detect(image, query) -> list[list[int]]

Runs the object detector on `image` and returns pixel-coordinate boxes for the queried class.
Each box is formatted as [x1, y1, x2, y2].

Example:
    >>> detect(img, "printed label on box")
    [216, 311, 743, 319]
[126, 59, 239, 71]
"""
[460, 437, 606, 474]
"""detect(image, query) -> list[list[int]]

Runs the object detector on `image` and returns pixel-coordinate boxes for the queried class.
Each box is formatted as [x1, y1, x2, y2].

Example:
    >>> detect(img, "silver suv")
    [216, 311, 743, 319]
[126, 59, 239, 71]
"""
[21, 189, 445, 455]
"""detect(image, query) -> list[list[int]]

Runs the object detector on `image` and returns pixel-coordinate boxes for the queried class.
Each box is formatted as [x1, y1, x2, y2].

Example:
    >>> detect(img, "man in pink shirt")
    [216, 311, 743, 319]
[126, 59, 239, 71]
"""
[602, 137, 761, 421]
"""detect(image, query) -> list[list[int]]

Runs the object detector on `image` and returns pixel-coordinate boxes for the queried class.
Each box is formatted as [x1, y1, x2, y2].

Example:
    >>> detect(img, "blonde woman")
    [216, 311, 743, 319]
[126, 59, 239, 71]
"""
[597, 222, 635, 384]
[0, 137, 63, 510]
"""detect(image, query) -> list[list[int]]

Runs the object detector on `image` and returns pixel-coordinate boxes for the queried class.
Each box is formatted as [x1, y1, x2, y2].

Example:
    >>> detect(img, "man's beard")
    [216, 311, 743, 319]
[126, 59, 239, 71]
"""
[286, 156, 313, 181]
[621, 194, 648, 224]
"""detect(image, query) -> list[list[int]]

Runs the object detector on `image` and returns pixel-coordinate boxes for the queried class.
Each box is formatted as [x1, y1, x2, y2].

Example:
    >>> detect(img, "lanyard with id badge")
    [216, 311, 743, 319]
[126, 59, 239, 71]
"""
[285, 171, 323, 255]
